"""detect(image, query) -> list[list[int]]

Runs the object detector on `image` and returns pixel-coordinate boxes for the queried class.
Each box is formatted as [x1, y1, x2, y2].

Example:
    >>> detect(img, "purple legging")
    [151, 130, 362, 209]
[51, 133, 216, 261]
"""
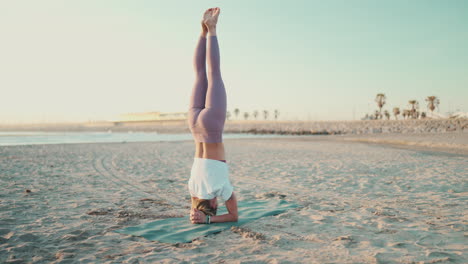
[187, 35, 226, 143]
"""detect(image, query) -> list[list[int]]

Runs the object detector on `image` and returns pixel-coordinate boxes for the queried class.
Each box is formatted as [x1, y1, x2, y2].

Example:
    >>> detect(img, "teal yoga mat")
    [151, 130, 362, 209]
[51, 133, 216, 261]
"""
[114, 199, 299, 243]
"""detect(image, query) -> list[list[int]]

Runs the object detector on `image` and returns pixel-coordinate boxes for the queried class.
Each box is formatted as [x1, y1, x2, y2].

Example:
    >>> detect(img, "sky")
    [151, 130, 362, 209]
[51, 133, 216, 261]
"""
[1, 0, 467, 123]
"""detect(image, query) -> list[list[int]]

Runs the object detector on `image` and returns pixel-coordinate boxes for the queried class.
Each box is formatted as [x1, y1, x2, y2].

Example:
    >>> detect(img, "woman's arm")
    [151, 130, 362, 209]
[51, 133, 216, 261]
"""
[190, 192, 238, 224]
[211, 192, 238, 223]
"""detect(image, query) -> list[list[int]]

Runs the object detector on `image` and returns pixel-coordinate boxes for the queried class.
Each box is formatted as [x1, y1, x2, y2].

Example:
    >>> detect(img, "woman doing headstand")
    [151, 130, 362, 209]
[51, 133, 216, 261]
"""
[187, 7, 238, 224]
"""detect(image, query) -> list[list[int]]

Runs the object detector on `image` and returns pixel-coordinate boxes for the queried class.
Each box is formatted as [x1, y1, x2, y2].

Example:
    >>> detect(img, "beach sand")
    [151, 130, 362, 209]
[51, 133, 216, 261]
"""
[1, 133, 467, 263]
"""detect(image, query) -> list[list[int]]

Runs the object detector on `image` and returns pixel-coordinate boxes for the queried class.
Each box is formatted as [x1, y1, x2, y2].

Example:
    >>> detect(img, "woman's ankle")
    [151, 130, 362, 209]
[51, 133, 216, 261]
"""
[207, 26, 217, 36]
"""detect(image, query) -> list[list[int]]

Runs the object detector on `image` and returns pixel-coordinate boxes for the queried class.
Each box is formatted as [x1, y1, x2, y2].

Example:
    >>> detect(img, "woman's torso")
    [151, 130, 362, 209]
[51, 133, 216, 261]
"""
[195, 142, 225, 161]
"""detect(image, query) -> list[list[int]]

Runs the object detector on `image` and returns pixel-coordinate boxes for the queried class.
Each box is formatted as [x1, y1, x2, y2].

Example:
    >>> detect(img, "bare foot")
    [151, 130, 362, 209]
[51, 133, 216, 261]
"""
[200, 9, 210, 37]
[203, 7, 220, 35]
[203, 8, 214, 25]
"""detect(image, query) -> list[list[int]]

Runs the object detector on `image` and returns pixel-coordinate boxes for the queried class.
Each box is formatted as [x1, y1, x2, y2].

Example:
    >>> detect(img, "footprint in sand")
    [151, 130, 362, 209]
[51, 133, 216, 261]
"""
[255, 191, 287, 199]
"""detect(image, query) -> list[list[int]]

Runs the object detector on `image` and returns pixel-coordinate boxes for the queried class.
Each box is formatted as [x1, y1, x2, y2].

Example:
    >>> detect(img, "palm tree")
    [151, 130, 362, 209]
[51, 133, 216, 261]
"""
[274, 109, 279, 120]
[393, 107, 400, 120]
[425, 96, 440, 113]
[375, 93, 386, 116]
[402, 109, 410, 119]
[421, 112, 426, 119]
[263, 110, 269, 120]
[408, 100, 419, 119]
[408, 100, 419, 111]
[243, 112, 249, 120]
[374, 110, 380, 120]
[234, 108, 240, 119]
[253, 110, 259, 120]
[384, 110, 390, 120]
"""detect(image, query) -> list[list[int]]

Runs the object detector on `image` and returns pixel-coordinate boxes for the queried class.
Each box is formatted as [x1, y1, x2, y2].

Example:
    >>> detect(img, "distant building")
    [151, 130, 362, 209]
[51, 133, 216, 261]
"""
[118, 111, 187, 122]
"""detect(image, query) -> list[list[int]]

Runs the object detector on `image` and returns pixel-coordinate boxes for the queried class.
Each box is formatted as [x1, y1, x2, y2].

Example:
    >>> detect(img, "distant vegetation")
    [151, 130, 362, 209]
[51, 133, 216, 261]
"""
[227, 109, 280, 121]
[228, 95, 443, 122]
[363, 94, 440, 120]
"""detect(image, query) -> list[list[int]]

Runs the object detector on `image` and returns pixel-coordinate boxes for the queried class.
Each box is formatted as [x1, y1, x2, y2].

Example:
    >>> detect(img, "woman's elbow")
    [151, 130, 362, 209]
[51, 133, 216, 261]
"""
[232, 214, 239, 222]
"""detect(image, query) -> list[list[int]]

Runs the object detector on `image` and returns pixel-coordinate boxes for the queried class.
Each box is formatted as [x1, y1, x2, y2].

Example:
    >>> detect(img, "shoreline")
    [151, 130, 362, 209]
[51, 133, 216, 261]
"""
[1, 132, 467, 156]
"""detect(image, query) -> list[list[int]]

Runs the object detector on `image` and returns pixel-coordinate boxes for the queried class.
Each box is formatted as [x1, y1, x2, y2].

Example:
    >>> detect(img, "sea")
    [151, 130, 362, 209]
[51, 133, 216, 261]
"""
[0, 131, 284, 146]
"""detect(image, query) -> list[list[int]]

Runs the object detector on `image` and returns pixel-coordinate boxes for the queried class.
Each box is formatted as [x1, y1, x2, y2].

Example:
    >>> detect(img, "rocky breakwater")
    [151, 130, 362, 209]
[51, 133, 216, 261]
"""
[224, 119, 468, 135]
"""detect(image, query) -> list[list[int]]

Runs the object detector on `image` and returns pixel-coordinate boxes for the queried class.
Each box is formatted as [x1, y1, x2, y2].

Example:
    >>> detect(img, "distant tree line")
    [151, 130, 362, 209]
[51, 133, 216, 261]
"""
[226, 109, 280, 121]
[363, 94, 440, 120]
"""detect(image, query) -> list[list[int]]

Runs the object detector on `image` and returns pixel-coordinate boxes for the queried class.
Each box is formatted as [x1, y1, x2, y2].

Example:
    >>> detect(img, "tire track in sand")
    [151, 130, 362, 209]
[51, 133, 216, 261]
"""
[92, 151, 149, 199]
[105, 152, 184, 207]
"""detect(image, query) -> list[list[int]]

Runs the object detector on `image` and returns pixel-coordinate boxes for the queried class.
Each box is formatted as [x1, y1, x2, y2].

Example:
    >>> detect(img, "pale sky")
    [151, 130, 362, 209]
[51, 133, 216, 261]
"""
[1, 0, 467, 123]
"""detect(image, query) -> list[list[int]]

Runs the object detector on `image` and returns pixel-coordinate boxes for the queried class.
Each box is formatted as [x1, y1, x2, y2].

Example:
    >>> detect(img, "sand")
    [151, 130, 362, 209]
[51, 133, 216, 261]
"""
[0, 133, 467, 263]
[339, 132, 468, 155]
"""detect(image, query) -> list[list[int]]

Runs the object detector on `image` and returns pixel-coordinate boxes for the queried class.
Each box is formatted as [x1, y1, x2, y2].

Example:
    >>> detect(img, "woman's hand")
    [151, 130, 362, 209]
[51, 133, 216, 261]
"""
[190, 208, 206, 224]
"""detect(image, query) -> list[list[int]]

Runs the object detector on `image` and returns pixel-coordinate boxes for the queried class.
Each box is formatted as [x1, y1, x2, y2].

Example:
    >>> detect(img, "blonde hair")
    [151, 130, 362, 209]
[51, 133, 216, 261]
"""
[191, 197, 217, 216]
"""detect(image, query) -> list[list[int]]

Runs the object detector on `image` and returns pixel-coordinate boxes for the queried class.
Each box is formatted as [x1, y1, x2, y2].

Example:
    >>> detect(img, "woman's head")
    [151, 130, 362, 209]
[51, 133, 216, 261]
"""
[191, 197, 217, 216]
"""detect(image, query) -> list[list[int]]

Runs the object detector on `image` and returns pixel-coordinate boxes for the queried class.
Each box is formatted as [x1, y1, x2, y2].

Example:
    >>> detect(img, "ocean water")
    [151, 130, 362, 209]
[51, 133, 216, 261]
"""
[0, 132, 283, 146]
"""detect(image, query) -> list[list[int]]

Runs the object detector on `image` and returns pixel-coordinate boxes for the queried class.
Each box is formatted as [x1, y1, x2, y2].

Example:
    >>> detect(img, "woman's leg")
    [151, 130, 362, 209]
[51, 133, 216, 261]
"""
[205, 35, 226, 116]
[197, 23, 226, 137]
[187, 34, 208, 128]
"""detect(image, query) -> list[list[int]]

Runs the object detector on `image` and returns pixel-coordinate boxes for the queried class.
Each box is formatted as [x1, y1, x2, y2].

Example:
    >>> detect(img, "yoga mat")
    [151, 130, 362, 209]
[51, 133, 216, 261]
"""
[114, 199, 299, 243]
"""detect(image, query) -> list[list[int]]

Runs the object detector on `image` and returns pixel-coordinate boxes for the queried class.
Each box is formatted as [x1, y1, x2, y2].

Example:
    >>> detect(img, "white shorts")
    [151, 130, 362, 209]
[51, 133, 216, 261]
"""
[188, 157, 233, 201]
